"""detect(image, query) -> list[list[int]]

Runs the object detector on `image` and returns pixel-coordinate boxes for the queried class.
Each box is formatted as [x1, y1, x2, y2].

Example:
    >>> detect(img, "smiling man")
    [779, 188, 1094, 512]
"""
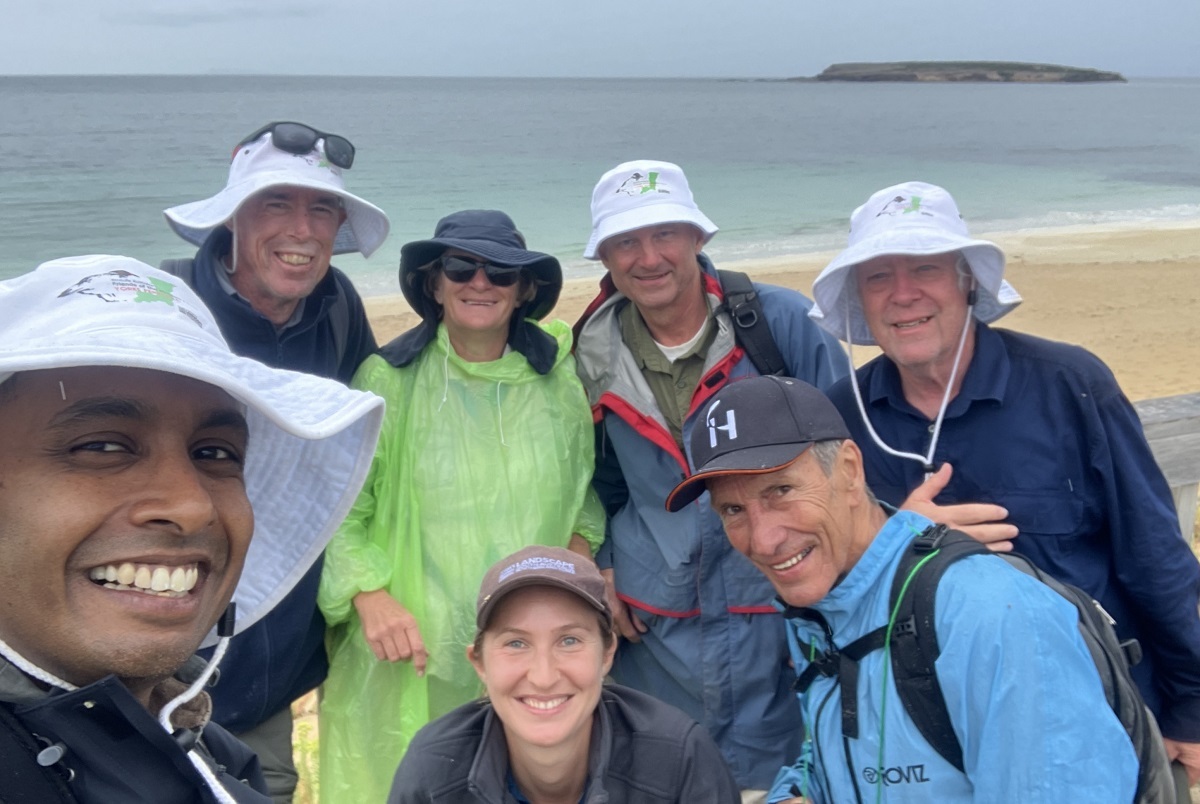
[666, 375, 1143, 802]
[0, 255, 383, 803]
[808, 181, 1200, 785]
[161, 121, 390, 800]
[572, 160, 845, 800]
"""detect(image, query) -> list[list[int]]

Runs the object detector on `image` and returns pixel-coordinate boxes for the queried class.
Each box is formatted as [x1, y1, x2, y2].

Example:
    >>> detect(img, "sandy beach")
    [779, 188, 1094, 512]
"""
[365, 220, 1200, 403]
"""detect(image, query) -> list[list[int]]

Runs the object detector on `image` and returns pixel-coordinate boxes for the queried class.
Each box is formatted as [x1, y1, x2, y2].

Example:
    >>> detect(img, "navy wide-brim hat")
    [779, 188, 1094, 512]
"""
[399, 209, 563, 321]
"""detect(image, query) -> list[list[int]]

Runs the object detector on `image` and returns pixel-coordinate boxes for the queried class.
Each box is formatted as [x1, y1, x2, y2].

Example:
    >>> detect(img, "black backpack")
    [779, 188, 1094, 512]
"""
[794, 524, 1176, 803]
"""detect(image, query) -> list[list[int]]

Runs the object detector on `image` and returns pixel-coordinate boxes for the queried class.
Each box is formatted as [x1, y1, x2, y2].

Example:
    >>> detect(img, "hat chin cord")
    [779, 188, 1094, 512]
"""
[156, 603, 239, 804]
[225, 228, 239, 275]
[844, 281, 977, 480]
[0, 636, 79, 693]
[0, 604, 240, 803]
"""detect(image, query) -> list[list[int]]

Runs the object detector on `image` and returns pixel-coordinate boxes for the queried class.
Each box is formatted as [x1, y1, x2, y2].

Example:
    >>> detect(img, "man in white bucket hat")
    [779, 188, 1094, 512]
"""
[162, 121, 390, 799]
[0, 255, 383, 802]
[162, 120, 388, 377]
[573, 159, 846, 799]
[810, 180, 1200, 785]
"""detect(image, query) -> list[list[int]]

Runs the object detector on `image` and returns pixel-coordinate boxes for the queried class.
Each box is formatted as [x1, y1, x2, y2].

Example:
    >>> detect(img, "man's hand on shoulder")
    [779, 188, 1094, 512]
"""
[901, 463, 1018, 552]
[1164, 737, 1200, 785]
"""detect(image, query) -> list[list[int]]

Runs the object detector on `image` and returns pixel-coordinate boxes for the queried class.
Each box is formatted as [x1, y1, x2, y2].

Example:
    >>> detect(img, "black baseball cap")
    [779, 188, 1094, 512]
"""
[666, 376, 851, 511]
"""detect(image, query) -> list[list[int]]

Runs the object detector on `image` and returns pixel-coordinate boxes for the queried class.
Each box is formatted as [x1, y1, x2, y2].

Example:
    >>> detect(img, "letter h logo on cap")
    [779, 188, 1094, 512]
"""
[706, 401, 737, 448]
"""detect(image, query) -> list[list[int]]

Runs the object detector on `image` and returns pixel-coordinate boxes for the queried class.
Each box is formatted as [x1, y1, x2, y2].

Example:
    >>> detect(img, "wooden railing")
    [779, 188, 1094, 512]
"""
[1135, 392, 1200, 544]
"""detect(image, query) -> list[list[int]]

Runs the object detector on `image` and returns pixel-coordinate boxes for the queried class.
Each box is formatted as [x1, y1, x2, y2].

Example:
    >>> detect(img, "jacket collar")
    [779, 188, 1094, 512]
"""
[0, 652, 213, 731]
[467, 693, 613, 803]
[865, 321, 1010, 418]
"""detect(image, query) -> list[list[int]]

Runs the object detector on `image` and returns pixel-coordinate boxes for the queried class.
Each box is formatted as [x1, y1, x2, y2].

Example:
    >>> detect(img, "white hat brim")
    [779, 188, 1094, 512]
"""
[164, 170, 391, 258]
[0, 256, 385, 641]
[583, 203, 718, 260]
[809, 228, 1021, 345]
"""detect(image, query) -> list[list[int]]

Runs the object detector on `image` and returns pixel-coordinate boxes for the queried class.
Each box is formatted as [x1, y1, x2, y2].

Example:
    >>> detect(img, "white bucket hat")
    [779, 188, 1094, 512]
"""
[583, 159, 718, 260]
[809, 181, 1022, 345]
[163, 130, 391, 258]
[0, 255, 385, 642]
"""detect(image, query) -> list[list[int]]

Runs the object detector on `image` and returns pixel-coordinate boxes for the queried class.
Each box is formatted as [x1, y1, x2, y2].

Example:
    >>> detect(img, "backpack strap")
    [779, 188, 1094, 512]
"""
[790, 614, 888, 742]
[0, 704, 79, 802]
[158, 257, 197, 287]
[788, 526, 983, 768]
[888, 525, 991, 773]
[717, 269, 787, 377]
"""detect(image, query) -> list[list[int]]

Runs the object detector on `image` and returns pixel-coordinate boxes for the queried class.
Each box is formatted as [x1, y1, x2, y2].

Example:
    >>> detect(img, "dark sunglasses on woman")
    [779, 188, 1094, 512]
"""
[440, 255, 523, 287]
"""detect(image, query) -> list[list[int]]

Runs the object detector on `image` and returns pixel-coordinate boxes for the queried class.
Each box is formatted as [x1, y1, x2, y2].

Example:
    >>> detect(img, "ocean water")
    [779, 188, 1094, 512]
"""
[3, 75, 1199, 294]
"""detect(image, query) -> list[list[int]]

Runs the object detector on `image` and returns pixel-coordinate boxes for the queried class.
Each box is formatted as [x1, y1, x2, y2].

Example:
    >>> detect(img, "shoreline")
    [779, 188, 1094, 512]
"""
[364, 219, 1200, 403]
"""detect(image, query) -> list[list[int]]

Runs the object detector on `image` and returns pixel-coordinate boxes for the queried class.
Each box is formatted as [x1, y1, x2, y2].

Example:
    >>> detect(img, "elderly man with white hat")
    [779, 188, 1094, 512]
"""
[161, 121, 390, 800]
[810, 180, 1200, 787]
[0, 255, 383, 802]
[572, 159, 846, 800]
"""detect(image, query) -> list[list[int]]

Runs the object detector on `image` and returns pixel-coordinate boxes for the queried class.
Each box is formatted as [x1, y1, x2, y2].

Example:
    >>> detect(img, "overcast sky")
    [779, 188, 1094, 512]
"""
[6, 0, 1198, 78]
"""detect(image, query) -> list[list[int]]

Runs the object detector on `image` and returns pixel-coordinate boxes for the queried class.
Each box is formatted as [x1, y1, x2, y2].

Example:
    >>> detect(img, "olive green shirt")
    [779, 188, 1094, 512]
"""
[618, 300, 716, 450]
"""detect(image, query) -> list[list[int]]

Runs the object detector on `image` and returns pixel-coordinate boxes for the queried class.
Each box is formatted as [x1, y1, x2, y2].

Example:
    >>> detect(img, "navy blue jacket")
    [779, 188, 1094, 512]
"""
[826, 322, 1200, 741]
[177, 229, 377, 731]
[4, 669, 269, 802]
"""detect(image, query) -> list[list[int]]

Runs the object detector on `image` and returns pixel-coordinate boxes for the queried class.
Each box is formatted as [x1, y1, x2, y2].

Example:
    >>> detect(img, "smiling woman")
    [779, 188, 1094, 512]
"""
[387, 546, 741, 804]
[316, 210, 608, 804]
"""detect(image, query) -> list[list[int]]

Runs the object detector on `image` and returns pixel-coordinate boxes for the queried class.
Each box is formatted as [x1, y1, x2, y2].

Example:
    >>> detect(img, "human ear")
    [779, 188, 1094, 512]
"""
[601, 634, 617, 677]
[835, 441, 867, 501]
[467, 644, 486, 683]
[432, 273, 446, 307]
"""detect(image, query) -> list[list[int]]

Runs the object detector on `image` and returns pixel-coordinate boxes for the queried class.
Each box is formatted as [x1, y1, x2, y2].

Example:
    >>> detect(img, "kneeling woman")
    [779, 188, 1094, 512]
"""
[389, 545, 741, 803]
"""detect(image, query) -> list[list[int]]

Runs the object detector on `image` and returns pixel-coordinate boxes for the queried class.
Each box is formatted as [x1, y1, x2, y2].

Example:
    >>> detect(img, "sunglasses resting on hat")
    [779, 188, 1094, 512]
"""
[235, 121, 356, 170]
[440, 255, 523, 287]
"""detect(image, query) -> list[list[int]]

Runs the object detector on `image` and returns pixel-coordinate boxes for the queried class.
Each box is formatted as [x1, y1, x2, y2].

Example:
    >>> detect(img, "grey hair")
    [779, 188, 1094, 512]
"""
[807, 439, 879, 506]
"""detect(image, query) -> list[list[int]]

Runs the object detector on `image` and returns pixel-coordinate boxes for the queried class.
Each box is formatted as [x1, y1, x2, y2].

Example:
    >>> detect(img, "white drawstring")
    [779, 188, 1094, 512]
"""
[844, 282, 976, 481]
[158, 636, 229, 732]
[0, 636, 77, 692]
[157, 618, 239, 804]
[186, 750, 240, 804]
[437, 341, 509, 446]
[496, 381, 508, 447]
[437, 348, 450, 411]
[0, 624, 240, 803]
[225, 229, 239, 275]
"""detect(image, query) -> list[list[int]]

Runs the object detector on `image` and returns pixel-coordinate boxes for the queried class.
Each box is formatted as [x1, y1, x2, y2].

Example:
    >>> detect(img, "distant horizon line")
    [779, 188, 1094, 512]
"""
[1, 71, 1196, 81]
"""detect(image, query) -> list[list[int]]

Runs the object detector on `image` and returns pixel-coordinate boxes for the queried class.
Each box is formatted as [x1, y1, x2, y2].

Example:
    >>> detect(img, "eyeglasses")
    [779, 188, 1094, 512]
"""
[235, 121, 356, 169]
[439, 255, 523, 287]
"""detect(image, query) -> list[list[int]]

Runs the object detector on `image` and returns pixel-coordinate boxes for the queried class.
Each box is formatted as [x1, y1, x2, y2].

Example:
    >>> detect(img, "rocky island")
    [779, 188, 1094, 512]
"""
[808, 61, 1125, 83]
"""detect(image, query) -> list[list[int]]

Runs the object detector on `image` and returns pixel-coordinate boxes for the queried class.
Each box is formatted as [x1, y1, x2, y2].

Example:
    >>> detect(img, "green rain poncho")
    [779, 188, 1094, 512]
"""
[317, 319, 605, 804]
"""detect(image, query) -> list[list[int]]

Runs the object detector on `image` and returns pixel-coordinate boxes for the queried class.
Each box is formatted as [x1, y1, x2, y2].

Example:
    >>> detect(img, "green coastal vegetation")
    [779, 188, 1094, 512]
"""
[793, 61, 1126, 83]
